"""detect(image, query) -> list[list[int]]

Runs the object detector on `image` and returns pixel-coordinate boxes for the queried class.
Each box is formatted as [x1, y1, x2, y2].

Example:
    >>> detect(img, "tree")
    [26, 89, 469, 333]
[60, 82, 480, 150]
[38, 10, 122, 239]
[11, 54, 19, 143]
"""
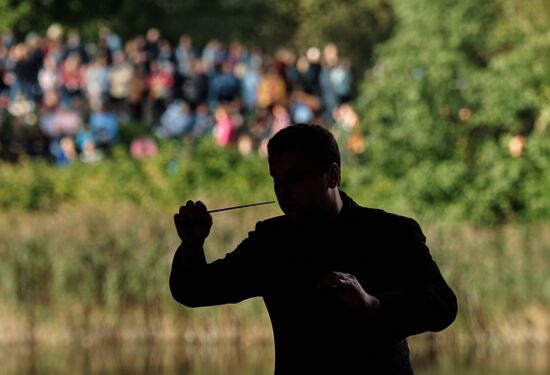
[358, 0, 550, 224]
[1, 0, 394, 65]
[293, 0, 395, 78]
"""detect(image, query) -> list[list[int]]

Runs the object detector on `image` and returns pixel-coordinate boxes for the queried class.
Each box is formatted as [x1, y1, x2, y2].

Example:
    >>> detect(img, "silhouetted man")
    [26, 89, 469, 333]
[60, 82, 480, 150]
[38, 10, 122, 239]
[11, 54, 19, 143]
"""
[170, 123, 457, 374]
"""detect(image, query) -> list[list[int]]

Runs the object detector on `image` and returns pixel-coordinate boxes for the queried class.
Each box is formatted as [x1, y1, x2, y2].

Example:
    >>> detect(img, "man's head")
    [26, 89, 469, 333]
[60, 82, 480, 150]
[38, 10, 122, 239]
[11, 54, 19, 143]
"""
[267, 123, 342, 218]
[268, 123, 341, 173]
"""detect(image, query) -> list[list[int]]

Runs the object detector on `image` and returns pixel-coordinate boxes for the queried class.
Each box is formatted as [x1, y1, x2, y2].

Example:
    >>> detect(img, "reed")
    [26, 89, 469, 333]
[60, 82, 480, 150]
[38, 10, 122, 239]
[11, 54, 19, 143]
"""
[0, 203, 549, 356]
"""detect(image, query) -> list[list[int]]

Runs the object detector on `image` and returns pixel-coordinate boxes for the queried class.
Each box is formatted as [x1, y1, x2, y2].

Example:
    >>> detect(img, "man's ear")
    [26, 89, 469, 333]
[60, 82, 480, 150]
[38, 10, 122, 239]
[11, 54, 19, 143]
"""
[327, 163, 340, 188]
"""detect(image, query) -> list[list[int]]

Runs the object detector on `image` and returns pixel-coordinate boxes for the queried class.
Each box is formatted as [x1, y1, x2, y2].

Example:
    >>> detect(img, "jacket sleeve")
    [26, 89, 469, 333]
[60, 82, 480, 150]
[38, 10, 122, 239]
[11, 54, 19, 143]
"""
[372, 217, 458, 338]
[169, 222, 267, 308]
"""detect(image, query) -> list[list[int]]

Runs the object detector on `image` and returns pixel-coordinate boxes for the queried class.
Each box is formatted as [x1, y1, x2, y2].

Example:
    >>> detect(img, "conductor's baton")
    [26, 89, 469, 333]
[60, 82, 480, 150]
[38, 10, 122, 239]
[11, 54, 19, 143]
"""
[207, 201, 276, 213]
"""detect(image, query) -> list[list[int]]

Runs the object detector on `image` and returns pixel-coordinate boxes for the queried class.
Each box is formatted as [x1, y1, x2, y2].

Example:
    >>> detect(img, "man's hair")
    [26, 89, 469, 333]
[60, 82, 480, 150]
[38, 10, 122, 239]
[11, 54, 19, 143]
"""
[267, 123, 341, 171]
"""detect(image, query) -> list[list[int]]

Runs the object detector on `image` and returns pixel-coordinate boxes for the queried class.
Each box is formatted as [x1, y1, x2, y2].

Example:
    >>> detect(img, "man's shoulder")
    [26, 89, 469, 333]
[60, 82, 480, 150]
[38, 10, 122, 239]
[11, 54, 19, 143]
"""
[351, 203, 420, 231]
[254, 215, 289, 230]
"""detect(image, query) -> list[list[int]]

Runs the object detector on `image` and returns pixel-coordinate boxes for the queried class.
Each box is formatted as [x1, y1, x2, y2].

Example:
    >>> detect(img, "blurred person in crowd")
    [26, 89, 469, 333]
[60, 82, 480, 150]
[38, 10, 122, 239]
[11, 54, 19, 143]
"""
[319, 43, 340, 124]
[109, 50, 134, 115]
[157, 39, 176, 67]
[38, 90, 60, 138]
[7, 90, 36, 119]
[509, 135, 526, 158]
[130, 132, 158, 160]
[18, 33, 43, 101]
[146, 60, 174, 126]
[274, 47, 295, 94]
[175, 34, 195, 78]
[49, 101, 84, 139]
[332, 102, 364, 160]
[0, 39, 10, 99]
[257, 56, 286, 110]
[208, 61, 240, 109]
[201, 39, 226, 72]
[126, 68, 148, 120]
[288, 86, 320, 125]
[237, 132, 254, 156]
[237, 60, 260, 114]
[89, 102, 118, 152]
[26, 119, 51, 160]
[331, 57, 353, 104]
[249, 107, 274, 156]
[144, 27, 161, 63]
[8, 39, 43, 103]
[271, 103, 290, 136]
[181, 59, 209, 110]
[59, 51, 84, 105]
[61, 29, 89, 64]
[50, 135, 77, 166]
[1, 30, 16, 49]
[213, 103, 237, 147]
[294, 47, 322, 99]
[76, 130, 102, 163]
[156, 99, 193, 138]
[226, 40, 247, 68]
[98, 26, 122, 63]
[170, 123, 458, 374]
[38, 54, 60, 96]
[247, 45, 264, 71]
[191, 103, 213, 139]
[125, 36, 149, 74]
[43, 23, 64, 62]
[0, 117, 25, 163]
[83, 54, 110, 111]
[0, 116, 28, 162]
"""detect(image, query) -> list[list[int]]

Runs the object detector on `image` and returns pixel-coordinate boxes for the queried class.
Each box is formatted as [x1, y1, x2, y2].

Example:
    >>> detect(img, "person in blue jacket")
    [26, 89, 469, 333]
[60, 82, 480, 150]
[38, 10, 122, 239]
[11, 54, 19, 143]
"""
[170, 123, 458, 374]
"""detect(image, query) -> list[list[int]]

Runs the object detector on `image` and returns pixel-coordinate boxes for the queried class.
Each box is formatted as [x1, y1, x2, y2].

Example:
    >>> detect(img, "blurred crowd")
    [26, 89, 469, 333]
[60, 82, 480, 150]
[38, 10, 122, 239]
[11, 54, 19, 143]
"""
[0, 24, 364, 165]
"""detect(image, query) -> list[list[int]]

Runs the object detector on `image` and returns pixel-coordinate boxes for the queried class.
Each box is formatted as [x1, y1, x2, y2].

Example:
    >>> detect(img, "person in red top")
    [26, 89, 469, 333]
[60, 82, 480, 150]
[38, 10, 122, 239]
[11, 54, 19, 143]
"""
[146, 60, 174, 125]
[59, 52, 84, 104]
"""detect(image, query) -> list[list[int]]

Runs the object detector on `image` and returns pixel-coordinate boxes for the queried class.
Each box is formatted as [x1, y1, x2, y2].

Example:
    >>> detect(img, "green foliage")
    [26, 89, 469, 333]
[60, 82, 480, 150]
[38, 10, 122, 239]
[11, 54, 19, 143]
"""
[0, 137, 275, 212]
[2, 0, 393, 64]
[358, 0, 550, 224]
[293, 0, 395, 76]
[0, 0, 31, 33]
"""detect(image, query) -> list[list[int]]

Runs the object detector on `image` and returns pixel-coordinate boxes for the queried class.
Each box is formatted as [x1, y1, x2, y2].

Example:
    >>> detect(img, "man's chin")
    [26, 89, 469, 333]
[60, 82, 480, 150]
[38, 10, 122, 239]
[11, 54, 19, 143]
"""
[283, 207, 320, 219]
[280, 205, 302, 217]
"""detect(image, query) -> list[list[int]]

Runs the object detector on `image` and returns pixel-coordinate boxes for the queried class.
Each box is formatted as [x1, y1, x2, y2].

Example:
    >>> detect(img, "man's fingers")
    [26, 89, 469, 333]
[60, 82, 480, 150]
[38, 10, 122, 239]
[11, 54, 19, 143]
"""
[180, 200, 208, 212]
[196, 200, 208, 213]
[180, 200, 197, 215]
[318, 273, 339, 288]
[178, 200, 212, 221]
[318, 271, 351, 289]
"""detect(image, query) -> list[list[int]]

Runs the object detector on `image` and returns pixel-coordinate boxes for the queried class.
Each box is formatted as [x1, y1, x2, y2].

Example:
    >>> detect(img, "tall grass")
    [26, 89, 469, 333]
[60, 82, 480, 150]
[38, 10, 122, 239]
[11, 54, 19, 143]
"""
[0, 203, 549, 355]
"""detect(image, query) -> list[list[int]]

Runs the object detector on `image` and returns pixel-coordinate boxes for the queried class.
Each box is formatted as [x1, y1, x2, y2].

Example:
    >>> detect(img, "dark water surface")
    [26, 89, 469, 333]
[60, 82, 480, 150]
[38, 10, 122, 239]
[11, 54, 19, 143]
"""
[0, 342, 548, 374]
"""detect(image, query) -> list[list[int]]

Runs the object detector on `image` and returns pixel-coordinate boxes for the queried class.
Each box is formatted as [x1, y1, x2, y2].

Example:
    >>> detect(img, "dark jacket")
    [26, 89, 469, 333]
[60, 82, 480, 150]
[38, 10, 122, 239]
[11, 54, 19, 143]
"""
[170, 191, 458, 374]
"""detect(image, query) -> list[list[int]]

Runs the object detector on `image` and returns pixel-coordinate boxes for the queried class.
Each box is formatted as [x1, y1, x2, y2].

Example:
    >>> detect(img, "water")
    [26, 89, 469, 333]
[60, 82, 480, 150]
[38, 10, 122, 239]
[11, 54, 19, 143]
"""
[0, 342, 548, 374]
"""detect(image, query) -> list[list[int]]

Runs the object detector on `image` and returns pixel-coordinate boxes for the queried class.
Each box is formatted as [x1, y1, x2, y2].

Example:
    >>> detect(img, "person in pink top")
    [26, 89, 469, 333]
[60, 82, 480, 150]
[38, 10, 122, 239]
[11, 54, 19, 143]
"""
[213, 104, 236, 147]
[130, 134, 158, 159]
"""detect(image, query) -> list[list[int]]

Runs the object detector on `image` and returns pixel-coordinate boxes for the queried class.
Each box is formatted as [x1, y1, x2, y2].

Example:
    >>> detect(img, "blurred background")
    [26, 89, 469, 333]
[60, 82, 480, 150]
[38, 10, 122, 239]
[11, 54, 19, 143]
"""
[0, 0, 549, 373]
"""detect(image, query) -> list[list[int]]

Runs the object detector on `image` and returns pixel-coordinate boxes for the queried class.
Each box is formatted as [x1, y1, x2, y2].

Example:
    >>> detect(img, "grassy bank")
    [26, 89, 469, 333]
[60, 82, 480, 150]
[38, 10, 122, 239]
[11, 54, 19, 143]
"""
[0, 203, 549, 356]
